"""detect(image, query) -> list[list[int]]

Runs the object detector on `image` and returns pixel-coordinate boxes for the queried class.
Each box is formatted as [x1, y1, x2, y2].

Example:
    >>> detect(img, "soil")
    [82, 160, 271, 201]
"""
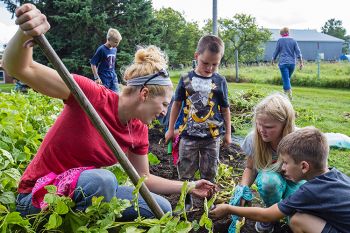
[148, 126, 292, 233]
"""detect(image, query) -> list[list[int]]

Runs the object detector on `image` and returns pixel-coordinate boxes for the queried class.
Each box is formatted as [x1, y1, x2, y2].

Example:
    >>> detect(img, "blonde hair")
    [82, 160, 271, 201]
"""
[280, 27, 289, 35]
[107, 28, 122, 43]
[253, 93, 295, 170]
[278, 126, 329, 171]
[122, 45, 172, 97]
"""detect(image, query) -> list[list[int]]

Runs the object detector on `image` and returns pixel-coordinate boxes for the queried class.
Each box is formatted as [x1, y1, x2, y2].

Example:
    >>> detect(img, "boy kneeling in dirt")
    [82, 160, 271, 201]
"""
[210, 126, 350, 233]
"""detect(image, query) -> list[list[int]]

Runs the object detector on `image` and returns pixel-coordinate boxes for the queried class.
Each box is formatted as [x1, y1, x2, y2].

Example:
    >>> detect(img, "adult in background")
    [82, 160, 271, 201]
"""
[272, 27, 303, 100]
[91, 28, 122, 92]
[3, 3, 216, 220]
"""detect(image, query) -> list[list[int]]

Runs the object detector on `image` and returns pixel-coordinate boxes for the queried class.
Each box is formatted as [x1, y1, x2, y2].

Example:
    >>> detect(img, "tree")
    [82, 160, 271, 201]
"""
[321, 18, 349, 53]
[154, 7, 202, 67]
[321, 18, 346, 39]
[218, 14, 271, 65]
[1, 0, 159, 77]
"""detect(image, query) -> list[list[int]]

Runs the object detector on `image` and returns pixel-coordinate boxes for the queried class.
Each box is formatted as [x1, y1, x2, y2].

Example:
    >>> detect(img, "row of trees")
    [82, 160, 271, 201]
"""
[2, 0, 349, 78]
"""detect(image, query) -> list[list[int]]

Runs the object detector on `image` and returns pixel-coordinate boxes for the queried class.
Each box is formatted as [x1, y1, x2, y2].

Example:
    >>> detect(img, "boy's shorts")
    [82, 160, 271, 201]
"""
[177, 137, 220, 182]
[322, 223, 340, 233]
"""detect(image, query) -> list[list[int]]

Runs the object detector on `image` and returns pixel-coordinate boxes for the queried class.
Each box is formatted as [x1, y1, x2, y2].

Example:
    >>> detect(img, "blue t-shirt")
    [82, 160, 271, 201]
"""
[158, 96, 184, 132]
[90, 44, 117, 81]
[174, 70, 229, 138]
[278, 168, 350, 232]
[272, 37, 302, 65]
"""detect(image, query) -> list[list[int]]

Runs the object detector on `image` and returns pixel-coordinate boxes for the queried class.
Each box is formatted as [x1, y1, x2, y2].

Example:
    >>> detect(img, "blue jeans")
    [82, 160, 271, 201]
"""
[101, 77, 119, 92]
[256, 170, 305, 207]
[16, 169, 172, 220]
[278, 64, 295, 90]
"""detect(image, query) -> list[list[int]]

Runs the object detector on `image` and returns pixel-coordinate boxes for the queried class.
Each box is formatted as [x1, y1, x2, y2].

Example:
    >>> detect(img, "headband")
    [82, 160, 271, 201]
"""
[126, 69, 172, 89]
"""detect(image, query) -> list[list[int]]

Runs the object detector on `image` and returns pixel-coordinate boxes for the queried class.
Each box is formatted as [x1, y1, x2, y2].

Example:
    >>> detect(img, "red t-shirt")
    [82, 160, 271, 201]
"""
[18, 75, 149, 193]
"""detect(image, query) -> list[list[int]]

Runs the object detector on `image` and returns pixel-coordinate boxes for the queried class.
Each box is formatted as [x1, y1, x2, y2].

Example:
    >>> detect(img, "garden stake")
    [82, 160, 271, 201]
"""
[33, 34, 164, 219]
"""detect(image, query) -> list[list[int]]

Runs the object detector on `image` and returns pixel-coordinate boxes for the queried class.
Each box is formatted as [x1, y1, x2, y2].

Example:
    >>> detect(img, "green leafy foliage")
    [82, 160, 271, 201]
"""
[0, 90, 62, 210]
[132, 176, 146, 218]
[219, 14, 272, 65]
[199, 194, 216, 233]
[215, 163, 239, 203]
[173, 181, 189, 221]
[0, 90, 62, 169]
[228, 88, 264, 132]
[148, 152, 161, 166]
[105, 164, 130, 185]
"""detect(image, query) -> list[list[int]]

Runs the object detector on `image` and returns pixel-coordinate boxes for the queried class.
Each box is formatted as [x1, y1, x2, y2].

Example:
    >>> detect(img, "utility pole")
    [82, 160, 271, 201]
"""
[212, 0, 218, 35]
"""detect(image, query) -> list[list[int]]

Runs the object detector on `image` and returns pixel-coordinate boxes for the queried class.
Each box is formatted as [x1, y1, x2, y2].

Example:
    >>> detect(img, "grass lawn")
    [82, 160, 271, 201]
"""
[0, 84, 15, 92]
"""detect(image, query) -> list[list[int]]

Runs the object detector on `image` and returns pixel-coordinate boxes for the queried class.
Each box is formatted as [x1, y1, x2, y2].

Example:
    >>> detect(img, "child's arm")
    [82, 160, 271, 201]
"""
[165, 101, 182, 143]
[209, 203, 285, 222]
[221, 107, 231, 146]
[241, 156, 257, 187]
[90, 64, 102, 84]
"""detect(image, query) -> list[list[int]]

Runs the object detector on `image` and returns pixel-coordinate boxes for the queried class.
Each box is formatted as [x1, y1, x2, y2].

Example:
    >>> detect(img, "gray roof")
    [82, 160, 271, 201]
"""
[269, 29, 344, 42]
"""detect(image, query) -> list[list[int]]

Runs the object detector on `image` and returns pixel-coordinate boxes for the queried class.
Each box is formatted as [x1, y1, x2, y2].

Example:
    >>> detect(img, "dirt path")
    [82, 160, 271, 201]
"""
[148, 126, 291, 233]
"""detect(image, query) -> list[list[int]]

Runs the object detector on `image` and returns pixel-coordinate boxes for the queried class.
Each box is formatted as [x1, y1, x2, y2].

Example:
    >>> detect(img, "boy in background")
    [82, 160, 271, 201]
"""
[165, 35, 231, 183]
[90, 28, 122, 92]
[210, 127, 350, 233]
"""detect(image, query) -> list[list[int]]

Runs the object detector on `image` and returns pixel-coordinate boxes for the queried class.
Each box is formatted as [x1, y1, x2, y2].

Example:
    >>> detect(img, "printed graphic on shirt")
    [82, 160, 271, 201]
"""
[107, 54, 116, 69]
[185, 76, 222, 138]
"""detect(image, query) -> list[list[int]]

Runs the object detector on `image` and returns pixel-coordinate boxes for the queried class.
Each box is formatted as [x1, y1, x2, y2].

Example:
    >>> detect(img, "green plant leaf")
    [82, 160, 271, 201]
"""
[147, 225, 161, 233]
[175, 221, 192, 233]
[55, 199, 69, 215]
[46, 212, 63, 230]
[148, 152, 160, 166]
[0, 191, 16, 205]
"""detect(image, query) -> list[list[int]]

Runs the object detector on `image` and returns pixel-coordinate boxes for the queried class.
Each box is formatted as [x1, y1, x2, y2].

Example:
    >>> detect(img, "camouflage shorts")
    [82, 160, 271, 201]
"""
[177, 137, 220, 182]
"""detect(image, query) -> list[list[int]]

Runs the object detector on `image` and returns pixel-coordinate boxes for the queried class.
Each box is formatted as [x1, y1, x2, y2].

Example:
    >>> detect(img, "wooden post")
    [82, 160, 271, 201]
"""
[33, 35, 164, 219]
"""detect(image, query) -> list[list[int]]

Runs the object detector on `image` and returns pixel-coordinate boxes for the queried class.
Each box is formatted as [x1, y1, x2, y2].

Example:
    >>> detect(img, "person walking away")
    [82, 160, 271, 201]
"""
[272, 27, 303, 100]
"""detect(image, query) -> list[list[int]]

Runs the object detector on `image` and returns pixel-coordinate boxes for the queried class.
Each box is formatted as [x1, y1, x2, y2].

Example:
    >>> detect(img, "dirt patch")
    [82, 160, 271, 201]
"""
[148, 126, 291, 233]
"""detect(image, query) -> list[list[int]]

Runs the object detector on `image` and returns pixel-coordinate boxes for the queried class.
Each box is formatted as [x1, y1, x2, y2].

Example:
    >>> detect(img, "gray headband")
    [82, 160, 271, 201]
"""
[126, 69, 172, 87]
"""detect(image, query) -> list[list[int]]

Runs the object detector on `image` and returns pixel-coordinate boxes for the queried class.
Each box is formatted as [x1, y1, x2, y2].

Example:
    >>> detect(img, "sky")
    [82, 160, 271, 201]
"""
[0, 2, 17, 46]
[1, 0, 350, 45]
[152, 0, 350, 33]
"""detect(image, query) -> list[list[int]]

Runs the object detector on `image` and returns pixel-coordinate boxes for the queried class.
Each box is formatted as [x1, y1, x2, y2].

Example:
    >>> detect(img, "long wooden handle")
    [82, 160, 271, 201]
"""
[33, 34, 164, 219]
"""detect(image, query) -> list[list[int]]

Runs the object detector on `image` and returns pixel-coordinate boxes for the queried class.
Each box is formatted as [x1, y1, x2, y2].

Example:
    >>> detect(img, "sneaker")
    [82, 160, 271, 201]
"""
[185, 194, 193, 211]
[255, 221, 274, 233]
